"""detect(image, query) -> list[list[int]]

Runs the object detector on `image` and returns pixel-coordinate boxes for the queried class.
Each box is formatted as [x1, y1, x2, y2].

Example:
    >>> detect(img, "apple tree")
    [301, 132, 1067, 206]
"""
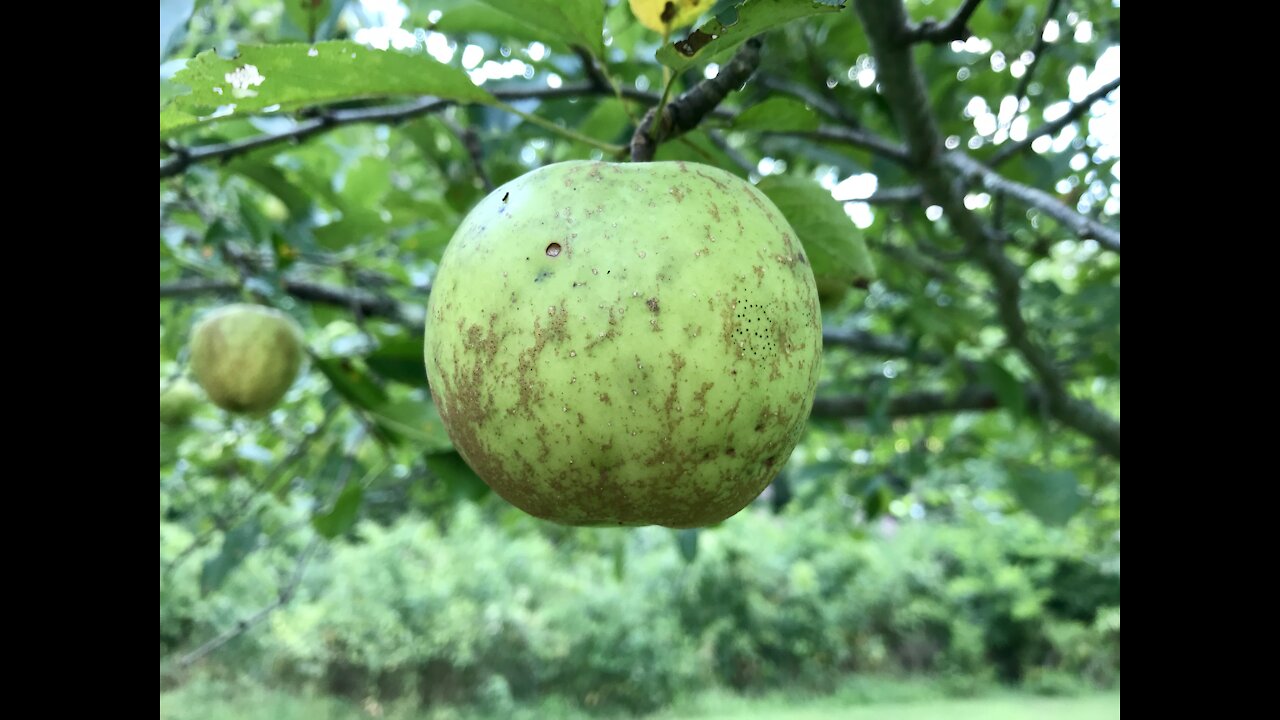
[160, 0, 1119, 671]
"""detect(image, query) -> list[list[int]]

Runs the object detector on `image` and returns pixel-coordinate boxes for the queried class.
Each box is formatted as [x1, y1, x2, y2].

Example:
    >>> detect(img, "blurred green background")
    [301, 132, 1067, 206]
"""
[160, 0, 1120, 717]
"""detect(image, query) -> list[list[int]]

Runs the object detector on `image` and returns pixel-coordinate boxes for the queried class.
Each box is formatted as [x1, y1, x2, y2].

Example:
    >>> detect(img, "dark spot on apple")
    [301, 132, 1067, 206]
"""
[646, 297, 660, 313]
[546, 243, 562, 257]
[726, 448, 736, 457]
[764, 456, 776, 466]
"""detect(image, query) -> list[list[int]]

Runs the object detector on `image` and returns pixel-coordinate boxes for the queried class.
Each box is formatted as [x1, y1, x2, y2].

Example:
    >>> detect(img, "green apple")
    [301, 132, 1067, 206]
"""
[424, 161, 822, 528]
[159, 378, 203, 426]
[189, 303, 305, 415]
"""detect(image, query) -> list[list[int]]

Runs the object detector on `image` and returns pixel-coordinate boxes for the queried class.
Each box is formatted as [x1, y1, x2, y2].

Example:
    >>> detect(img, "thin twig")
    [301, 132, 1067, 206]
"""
[705, 130, 755, 174]
[162, 402, 341, 579]
[1013, 0, 1065, 108]
[842, 186, 924, 204]
[442, 117, 493, 192]
[757, 74, 862, 127]
[769, 126, 911, 165]
[948, 153, 1119, 251]
[174, 453, 363, 669]
[995, 0, 1066, 226]
[990, 77, 1120, 166]
[905, 0, 984, 44]
[161, 84, 661, 179]
[160, 277, 416, 324]
[632, 38, 764, 162]
[811, 382, 1044, 419]
[175, 535, 321, 669]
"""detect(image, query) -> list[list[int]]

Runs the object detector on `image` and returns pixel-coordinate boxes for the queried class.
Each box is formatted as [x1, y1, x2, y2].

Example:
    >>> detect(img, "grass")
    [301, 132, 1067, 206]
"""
[160, 677, 1119, 720]
[657, 693, 1119, 720]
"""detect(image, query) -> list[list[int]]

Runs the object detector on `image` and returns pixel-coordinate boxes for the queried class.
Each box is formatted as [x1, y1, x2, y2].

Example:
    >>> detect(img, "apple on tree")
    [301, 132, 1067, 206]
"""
[189, 303, 307, 416]
[424, 161, 822, 528]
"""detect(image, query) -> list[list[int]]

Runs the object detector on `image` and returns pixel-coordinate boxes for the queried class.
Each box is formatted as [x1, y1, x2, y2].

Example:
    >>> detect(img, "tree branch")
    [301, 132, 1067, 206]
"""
[162, 401, 340, 580]
[757, 74, 862, 127]
[160, 83, 661, 179]
[705, 130, 755, 175]
[811, 383, 1045, 419]
[905, 0, 984, 44]
[853, 0, 1119, 460]
[822, 327, 947, 365]
[160, 277, 417, 324]
[175, 535, 321, 669]
[159, 278, 236, 298]
[770, 126, 911, 165]
[842, 185, 924, 204]
[442, 117, 493, 193]
[947, 153, 1119, 251]
[572, 45, 612, 93]
[993, 0, 1065, 227]
[1012, 0, 1065, 108]
[990, 77, 1120, 166]
[631, 38, 764, 162]
[173, 451, 363, 670]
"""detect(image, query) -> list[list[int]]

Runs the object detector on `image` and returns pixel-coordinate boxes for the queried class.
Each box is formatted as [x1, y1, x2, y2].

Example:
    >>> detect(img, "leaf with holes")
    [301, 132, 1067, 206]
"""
[656, 0, 845, 72]
[161, 42, 493, 136]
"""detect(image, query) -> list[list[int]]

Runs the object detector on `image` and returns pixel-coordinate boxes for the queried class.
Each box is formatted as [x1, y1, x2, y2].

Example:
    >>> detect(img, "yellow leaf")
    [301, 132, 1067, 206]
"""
[628, 0, 709, 34]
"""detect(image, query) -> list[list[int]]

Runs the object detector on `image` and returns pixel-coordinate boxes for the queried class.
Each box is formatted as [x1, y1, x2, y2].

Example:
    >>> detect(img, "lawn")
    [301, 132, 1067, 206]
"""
[161, 679, 1119, 720]
[659, 693, 1120, 720]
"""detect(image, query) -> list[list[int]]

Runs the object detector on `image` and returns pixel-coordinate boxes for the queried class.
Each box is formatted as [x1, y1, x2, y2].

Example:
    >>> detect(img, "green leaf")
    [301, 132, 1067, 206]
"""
[425, 451, 490, 501]
[862, 481, 890, 519]
[656, 0, 845, 72]
[731, 97, 820, 132]
[430, 4, 569, 49]
[368, 398, 455, 452]
[366, 334, 429, 386]
[237, 191, 274, 246]
[756, 175, 875, 307]
[312, 482, 364, 538]
[474, 0, 605, 57]
[313, 357, 389, 411]
[1008, 469, 1084, 526]
[229, 160, 313, 217]
[200, 519, 260, 596]
[976, 359, 1027, 418]
[162, 42, 493, 135]
[675, 528, 700, 563]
